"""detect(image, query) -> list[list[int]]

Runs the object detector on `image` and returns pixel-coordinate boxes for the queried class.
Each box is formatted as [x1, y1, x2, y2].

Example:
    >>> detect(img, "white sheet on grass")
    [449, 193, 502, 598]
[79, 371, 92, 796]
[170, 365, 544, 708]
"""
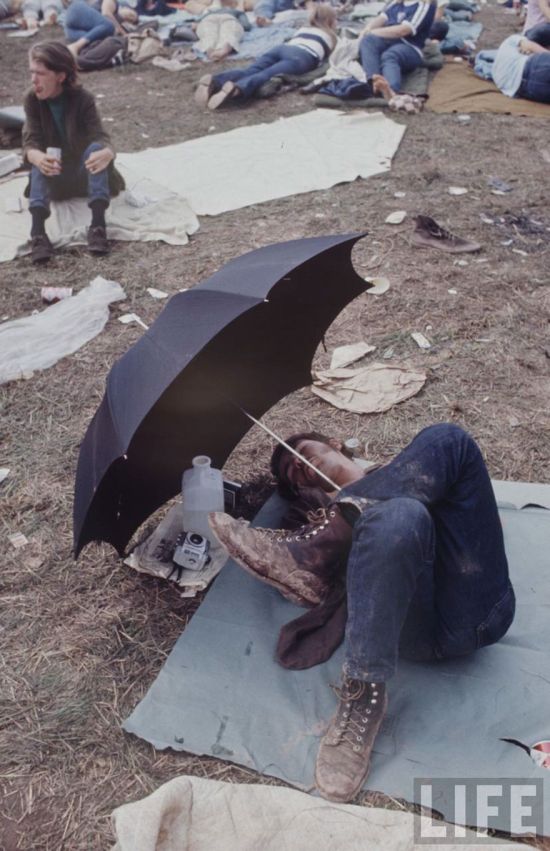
[117, 109, 406, 216]
[0, 276, 125, 384]
[111, 775, 525, 851]
[0, 173, 199, 263]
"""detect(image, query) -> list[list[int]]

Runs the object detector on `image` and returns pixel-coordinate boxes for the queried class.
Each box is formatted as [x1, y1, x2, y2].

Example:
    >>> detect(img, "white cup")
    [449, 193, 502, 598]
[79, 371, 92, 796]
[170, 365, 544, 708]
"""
[46, 147, 62, 173]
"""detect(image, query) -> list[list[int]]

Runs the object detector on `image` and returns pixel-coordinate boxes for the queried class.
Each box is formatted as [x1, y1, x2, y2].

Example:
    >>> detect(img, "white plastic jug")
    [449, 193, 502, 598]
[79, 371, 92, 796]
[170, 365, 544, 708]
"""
[181, 455, 224, 543]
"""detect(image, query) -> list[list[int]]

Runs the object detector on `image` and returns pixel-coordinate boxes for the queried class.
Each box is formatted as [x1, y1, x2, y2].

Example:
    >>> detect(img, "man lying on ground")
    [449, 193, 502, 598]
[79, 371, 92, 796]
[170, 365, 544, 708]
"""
[208, 423, 515, 803]
[23, 41, 125, 263]
[492, 32, 550, 103]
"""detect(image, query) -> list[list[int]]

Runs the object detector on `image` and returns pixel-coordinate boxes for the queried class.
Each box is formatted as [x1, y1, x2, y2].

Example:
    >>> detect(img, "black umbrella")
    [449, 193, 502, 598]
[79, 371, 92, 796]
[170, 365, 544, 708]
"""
[74, 233, 368, 557]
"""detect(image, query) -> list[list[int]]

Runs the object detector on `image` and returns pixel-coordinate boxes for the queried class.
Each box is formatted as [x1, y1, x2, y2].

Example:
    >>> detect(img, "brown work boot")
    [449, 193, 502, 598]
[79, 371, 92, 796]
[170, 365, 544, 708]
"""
[31, 233, 54, 264]
[208, 506, 352, 607]
[411, 214, 481, 254]
[315, 678, 387, 803]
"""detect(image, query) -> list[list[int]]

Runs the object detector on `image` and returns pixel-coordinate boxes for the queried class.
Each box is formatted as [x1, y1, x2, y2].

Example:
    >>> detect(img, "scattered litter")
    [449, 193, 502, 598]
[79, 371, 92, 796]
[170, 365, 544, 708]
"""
[453, 56, 463, 62]
[385, 210, 407, 225]
[474, 258, 488, 263]
[393, 191, 406, 198]
[508, 415, 520, 428]
[179, 287, 189, 293]
[104, 117, 115, 122]
[96, 93, 105, 98]
[456, 114, 471, 123]
[141, 133, 150, 139]
[448, 186, 468, 196]
[312, 362, 427, 414]
[146, 287, 168, 300]
[488, 177, 512, 193]
[501, 239, 513, 246]
[480, 214, 494, 225]
[124, 503, 228, 595]
[0, 467, 9, 484]
[152, 55, 191, 72]
[41, 286, 73, 304]
[365, 276, 390, 295]
[0, 277, 126, 385]
[8, 532, 28, 549]
[382, 347, 394, 359]
[454, 259, 468, 267]
[411, 331, 431, 349]
[512, 248, 528, 257]
[330, 341, 375, 370]
[448, 288, 458, 295]
[118, 313, 149, 330]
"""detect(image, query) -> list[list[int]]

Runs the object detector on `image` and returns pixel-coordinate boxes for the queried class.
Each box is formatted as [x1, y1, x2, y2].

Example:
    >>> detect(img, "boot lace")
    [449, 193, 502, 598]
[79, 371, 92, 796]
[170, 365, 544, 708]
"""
[252, 507, 336, 544]
[330, 680, 381, 752]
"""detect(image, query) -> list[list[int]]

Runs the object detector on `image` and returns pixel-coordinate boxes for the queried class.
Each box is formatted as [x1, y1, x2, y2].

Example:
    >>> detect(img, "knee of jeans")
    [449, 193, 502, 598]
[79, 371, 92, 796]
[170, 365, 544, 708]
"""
[83, 141, 105, 157]
[356, 497, 434, 554]
[421, 421, 472, 449]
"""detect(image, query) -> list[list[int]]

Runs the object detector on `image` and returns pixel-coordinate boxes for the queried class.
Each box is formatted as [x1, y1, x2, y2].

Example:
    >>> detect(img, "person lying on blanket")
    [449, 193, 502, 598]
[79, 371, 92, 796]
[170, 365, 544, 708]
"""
[194, 2, 337, 108]
[208, 423, 516, 803]
[492, 32, 550, 104]
[357, 0, 436, 98]
[23, 41, 125, 263]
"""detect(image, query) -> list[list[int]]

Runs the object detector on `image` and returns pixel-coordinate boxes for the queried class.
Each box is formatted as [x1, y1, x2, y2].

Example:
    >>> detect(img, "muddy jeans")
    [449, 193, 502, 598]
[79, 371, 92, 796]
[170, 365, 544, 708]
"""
[337, 424, 515, 682]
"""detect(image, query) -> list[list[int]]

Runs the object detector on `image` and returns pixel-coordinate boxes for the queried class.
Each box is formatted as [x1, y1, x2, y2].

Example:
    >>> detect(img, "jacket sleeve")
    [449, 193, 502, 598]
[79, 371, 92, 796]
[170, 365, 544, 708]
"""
[22, 91, 46, 158]
[254, 0, 276, 19]
[80, 89, 116, 156]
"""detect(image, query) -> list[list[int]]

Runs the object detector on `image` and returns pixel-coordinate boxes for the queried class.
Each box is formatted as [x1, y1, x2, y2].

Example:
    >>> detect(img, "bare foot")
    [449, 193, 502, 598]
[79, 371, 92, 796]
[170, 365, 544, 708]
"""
[210, 44, 232, 61]
[372, 73, 394, 101]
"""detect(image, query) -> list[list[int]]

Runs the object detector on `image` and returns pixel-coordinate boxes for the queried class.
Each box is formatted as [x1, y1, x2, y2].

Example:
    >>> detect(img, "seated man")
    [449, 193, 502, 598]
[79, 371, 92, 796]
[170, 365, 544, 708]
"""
[23, 40, 125, 263]
[209, 423, 515, 803]
[523, 0, 550, 46]
[358, 0, 436, 95]
[492, 33, 550, 103]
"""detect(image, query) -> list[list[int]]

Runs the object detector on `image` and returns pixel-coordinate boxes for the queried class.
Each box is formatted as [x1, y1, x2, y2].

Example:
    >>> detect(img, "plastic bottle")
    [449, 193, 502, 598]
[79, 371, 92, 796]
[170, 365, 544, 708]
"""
[181, 455, 225, 544]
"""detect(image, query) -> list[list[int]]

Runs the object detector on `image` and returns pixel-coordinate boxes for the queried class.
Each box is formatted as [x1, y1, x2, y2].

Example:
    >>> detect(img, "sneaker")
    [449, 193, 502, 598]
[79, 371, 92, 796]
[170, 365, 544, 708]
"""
[87, 225, 110, 255]
[31, 233, 54, 264]
[315, 679, 387, 802]
[195, 74, 214, 107]
[208, 506, 352, 607]
[411, 214, 481, 253]
[207, 81, 239, 110]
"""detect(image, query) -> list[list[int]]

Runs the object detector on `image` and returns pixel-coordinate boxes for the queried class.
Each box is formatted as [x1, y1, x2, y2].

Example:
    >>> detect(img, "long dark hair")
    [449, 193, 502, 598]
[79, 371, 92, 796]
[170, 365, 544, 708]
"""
[29, 41, 80, 90]
[270, 431, 352, 499]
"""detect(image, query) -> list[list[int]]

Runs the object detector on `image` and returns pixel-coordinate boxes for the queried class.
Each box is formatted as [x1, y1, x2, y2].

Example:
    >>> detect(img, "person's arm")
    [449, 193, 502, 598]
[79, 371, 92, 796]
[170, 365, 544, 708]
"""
[369, 21, 414, 37]
[360, 12, 388, 34]
[22, 95, 61, 175]
[100, 0, 125, 33]
[519, 35, 549, 52]
[254, 0, 275, 24]
[80, 91, 115, 172]
[537, 0, 550, 22]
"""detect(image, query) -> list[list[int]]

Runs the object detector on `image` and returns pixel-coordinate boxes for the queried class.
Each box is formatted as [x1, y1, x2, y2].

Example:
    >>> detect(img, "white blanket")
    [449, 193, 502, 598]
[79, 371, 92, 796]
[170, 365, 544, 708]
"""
[111, 775, 525, 851]
[117, 109, 406, 216]
[0, 173, 199, 263]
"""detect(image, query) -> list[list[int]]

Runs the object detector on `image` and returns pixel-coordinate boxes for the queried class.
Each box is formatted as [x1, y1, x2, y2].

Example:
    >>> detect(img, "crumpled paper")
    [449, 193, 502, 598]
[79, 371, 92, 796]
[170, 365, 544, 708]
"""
[312, 362, 427, 414]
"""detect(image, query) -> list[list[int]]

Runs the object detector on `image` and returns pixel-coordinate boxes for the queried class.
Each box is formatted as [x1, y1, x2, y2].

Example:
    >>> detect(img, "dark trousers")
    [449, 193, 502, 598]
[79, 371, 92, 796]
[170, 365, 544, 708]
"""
[212, 45, 318, 99]
[517, 52, 550, 104]
[337, 424, 515, 682]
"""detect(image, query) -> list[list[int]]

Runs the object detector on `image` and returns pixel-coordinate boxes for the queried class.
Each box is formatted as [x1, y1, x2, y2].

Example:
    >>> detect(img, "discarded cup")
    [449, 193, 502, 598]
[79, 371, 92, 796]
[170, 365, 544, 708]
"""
[41, 286, 73, 304]
[532, 741, 550, 769]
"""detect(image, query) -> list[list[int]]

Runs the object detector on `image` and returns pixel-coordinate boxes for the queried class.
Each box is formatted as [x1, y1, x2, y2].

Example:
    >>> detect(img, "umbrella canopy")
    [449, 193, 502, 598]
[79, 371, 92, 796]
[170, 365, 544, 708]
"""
[74, 233, 368, 557]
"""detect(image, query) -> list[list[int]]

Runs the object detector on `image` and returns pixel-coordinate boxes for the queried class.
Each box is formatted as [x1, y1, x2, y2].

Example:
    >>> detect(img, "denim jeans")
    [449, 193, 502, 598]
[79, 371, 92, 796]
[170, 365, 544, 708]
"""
[359, 34, 422, 93]
[517, 53, 550, 103]
[212, 45, 318, 99]
[474, 48, 497, 80]
[29, 142, 111, 212]
[336, 424, 515, 682]
[64, 0, 114, 43]
[525, 21, 550, 48]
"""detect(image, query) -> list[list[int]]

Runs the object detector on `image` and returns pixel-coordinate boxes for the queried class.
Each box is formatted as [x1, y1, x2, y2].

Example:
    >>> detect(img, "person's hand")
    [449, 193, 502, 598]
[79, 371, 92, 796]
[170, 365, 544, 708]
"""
[256, 15, 271, 26]
[37, 152, 62, 177]
[85, 147, 114, 174]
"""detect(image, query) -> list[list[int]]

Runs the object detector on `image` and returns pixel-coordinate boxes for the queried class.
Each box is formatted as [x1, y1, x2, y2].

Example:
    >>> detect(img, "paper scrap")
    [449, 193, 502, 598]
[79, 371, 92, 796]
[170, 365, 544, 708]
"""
[385, 210, 407, 225]
[9, 532, 28, 549]
[330, 342, 376, 370]
[146, 287, 168, 300]
[365, 277, 390, 295]
[118, 313, 149, 329]
[448, 187, 468, 196]
[411, 332, 431, 349]
[0, 467, 10, 484]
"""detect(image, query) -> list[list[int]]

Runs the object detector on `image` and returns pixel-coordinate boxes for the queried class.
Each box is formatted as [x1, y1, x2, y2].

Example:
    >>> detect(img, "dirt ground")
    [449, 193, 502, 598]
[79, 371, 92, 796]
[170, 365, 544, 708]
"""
[1, 4, 550, 848]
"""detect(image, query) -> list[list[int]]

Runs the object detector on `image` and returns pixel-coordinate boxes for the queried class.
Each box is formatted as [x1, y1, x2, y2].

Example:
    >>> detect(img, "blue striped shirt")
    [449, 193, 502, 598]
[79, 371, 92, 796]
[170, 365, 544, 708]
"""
[381, 0, 436, 54]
